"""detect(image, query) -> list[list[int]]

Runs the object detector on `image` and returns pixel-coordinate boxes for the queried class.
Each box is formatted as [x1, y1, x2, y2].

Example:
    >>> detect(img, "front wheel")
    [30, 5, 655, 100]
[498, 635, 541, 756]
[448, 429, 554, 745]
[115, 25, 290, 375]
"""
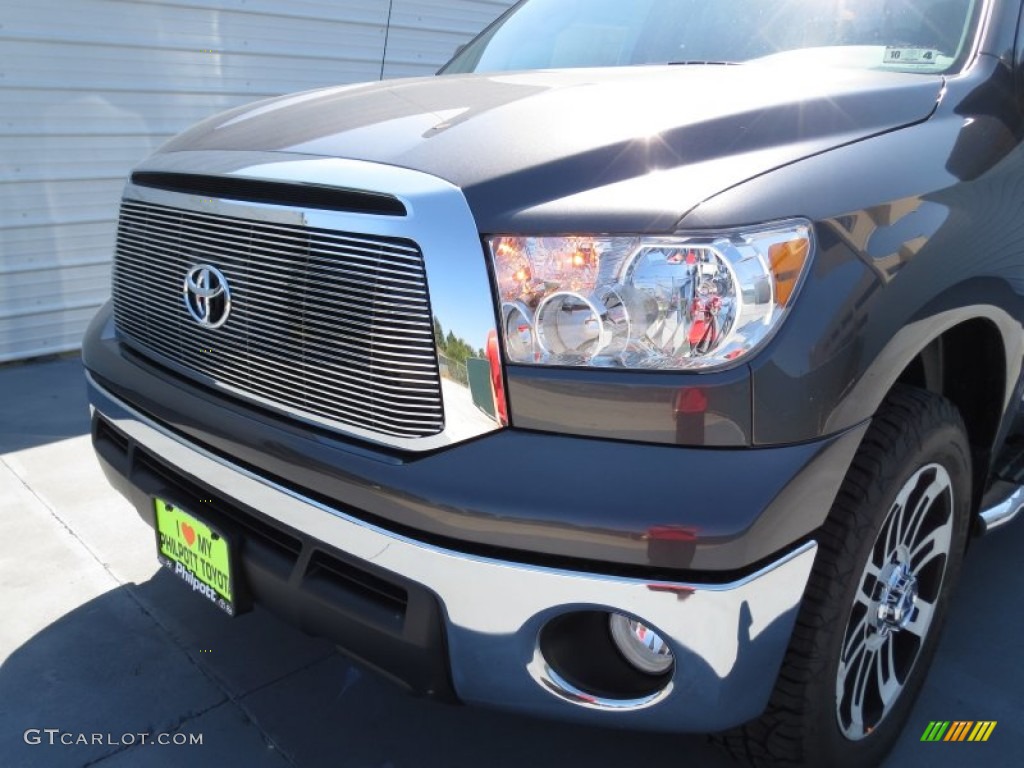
[722, 386, 972, 767]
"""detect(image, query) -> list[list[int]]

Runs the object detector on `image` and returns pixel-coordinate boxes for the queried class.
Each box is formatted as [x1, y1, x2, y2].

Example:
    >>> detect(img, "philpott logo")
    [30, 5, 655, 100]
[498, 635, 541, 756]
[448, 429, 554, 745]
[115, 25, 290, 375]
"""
[920, 721, 997, 742]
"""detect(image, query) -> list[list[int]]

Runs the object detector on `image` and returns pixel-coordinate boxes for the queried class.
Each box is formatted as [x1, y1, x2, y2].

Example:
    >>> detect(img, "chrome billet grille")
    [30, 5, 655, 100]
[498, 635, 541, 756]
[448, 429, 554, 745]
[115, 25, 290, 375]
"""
[111, 200, 444, 439]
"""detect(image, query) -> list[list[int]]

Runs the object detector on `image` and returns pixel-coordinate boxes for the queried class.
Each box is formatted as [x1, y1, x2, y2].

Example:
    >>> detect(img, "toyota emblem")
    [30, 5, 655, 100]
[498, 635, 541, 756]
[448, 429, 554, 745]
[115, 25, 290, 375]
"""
[183, 265, 231, 328]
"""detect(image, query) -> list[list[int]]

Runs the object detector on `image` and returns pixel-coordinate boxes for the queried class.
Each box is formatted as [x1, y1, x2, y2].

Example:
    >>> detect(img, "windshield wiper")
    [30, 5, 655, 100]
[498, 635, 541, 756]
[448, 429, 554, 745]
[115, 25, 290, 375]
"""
[666, 60, 741, 66]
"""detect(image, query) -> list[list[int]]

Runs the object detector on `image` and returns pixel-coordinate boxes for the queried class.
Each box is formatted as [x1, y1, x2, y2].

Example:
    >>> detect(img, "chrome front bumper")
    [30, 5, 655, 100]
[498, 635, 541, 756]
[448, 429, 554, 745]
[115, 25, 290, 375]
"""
[87, 372, 817, 732]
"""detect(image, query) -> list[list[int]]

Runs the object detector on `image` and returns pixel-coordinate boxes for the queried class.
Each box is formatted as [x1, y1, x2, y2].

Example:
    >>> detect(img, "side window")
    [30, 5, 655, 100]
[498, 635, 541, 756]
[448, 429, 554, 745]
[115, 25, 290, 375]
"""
[471, 0, 658, 72]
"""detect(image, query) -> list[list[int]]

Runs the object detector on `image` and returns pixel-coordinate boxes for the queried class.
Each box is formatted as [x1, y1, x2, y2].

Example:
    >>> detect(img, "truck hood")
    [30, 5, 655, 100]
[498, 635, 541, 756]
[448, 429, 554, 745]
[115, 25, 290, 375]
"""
[159, 66, 944, 232]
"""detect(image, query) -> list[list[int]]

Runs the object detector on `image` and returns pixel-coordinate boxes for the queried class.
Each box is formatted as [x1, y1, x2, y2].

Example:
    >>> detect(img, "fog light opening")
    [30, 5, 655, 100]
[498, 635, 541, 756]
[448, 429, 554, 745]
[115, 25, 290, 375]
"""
[535, 611, 674, 703]
[608, 613, 674, 675]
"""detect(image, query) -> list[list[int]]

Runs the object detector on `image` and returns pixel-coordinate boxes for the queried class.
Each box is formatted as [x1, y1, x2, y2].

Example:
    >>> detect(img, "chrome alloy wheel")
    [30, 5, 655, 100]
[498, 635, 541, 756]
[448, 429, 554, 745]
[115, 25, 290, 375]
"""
[836, 463, 955, 740]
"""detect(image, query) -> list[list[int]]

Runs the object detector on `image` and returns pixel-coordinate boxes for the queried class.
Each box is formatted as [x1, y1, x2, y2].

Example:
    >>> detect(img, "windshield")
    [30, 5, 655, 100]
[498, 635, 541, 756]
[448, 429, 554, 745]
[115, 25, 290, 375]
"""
[442, 0, 981, 75]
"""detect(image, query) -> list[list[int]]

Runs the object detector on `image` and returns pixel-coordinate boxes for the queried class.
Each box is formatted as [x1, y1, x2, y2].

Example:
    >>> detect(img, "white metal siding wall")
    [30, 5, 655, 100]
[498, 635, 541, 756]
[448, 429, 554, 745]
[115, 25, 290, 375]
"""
[0, 0, 512, 363]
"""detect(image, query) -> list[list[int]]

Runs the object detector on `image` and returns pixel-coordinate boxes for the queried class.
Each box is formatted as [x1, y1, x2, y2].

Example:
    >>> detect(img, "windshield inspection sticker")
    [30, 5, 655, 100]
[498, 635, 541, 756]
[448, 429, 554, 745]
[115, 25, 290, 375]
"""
[883, 47, 941, 67]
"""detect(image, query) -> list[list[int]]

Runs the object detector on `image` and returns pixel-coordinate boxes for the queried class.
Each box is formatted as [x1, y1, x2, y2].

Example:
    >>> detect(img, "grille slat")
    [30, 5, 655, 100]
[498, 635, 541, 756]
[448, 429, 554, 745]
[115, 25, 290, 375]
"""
[240, 275, 430, 307]
[111, 313, 444, 397]
[112, 199, 445, 440]
[116, 244, 433, 312]
[113, 296, 440, 370]
[120, 227, 429, 278]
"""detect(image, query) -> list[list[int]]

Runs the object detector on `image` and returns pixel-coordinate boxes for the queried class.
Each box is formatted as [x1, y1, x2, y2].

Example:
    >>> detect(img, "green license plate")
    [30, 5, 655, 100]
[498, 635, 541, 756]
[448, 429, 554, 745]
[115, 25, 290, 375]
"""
[154, 498, 235, 616]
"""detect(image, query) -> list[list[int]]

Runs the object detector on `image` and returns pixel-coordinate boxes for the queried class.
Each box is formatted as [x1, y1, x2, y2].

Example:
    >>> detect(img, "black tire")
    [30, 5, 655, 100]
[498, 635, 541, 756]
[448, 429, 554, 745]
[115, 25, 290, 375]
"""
[719, 385, 973, 767]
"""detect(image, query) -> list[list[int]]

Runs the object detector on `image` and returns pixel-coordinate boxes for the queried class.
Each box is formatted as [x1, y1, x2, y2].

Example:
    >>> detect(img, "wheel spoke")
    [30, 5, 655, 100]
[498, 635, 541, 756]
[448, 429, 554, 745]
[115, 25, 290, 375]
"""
[883, 498, 906, 558]
[837, 621, 870, 700]
[875, 637, 901, 709]
[891, 470, 946, 548]
[856, 560, 881, 606]
[841, 617, 870, 665]
[900, 481, 939, 550]
[910, 525, 951, 572]
[849, 647, 876, 735]
[905, 598, 935, 639]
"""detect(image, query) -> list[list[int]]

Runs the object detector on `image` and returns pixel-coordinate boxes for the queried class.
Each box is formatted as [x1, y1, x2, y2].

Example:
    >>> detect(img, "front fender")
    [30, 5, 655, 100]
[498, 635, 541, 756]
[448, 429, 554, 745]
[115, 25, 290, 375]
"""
[682, 55, 1024, 447]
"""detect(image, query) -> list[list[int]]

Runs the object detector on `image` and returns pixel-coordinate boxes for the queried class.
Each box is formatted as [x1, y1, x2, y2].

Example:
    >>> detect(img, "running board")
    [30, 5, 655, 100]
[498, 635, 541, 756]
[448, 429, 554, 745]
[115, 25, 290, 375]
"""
[977, 480, 1024, 535]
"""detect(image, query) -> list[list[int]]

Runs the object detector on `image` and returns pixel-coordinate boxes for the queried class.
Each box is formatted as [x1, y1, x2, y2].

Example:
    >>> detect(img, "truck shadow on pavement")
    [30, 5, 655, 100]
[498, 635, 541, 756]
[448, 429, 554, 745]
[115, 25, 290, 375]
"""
[3, 522, 1022, 768]
[0, 568, 730, 768]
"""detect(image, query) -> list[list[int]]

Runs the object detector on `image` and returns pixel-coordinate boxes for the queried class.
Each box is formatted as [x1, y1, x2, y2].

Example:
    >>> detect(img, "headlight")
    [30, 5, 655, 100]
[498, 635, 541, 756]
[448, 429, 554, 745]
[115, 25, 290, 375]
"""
[487, 221, 812, 370]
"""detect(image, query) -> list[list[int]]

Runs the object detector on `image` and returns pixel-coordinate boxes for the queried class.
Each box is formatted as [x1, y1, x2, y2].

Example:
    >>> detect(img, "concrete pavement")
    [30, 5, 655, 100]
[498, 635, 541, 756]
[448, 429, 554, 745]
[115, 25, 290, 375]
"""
[1, 356, 1021, 767]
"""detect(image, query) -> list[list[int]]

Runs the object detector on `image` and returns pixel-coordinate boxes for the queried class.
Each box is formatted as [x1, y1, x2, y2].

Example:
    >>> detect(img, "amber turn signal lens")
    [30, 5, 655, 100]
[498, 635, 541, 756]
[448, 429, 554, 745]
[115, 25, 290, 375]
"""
[769, 237, 810, 307]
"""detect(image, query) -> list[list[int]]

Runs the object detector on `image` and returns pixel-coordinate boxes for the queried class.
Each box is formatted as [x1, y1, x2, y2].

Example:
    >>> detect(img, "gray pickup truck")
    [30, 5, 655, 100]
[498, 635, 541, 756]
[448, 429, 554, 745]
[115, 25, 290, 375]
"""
[83, 0, 1024, 765]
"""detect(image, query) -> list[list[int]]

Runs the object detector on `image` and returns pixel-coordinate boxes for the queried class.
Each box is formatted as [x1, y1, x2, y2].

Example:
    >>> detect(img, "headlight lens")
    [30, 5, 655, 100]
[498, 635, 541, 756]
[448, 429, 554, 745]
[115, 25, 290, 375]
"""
[487, 221, 812, 370]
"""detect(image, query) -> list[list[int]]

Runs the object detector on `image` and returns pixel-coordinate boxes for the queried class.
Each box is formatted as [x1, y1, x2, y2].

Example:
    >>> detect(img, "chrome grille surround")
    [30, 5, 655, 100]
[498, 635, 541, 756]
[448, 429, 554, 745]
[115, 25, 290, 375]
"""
[111, 151, 503, 451]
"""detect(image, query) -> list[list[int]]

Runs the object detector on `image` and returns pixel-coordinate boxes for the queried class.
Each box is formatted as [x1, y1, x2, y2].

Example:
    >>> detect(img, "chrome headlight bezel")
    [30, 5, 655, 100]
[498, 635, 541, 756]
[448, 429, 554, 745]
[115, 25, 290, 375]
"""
[486, 219, 814, 372]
